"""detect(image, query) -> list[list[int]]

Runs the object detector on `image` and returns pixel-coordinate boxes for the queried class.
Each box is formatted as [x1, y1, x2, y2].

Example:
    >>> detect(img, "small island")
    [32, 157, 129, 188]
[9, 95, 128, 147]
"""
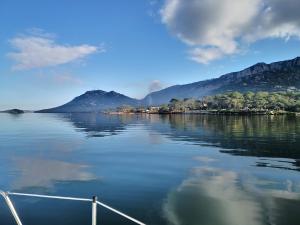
[1, 109, 25, 114]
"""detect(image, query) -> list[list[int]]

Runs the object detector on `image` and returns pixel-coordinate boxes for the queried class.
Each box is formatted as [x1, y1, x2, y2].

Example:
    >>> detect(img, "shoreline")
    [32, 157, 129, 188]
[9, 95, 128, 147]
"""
[106, 110, 300, 116]
[2, 110, 298, 116]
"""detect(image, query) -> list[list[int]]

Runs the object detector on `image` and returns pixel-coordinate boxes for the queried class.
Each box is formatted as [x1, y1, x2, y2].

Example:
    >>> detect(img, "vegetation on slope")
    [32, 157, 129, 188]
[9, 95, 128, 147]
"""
[164, 91, 300, 113]
[114, 91, 300, 114]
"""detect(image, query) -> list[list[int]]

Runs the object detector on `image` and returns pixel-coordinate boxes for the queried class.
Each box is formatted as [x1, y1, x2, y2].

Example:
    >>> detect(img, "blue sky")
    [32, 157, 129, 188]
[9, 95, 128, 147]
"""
[1, 0, 300, 110]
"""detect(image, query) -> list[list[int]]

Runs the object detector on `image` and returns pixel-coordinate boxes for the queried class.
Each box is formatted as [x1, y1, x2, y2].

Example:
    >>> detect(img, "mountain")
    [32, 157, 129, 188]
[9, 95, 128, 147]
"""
[37, 90, 140, 113]
[142, 57, 300, 105]
[37, 56, 300, 112]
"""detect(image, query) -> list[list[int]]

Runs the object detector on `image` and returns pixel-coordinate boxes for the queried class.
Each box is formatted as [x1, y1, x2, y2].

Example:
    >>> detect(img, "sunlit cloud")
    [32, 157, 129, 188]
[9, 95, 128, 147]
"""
[161, 0, 300, 63]
[148, 80, 165, 93]
[7, 30, 104, 70]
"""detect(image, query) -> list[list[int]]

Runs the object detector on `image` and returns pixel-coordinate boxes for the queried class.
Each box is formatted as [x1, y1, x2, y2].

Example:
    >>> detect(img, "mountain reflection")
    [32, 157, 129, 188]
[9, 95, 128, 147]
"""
[61, 113, 138, 137]
[163, 165, 300, 225]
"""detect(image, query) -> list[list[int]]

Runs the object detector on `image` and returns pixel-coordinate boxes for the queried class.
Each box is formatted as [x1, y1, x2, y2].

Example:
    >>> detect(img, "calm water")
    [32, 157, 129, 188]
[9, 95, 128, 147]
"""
[0, 113, 300, 225]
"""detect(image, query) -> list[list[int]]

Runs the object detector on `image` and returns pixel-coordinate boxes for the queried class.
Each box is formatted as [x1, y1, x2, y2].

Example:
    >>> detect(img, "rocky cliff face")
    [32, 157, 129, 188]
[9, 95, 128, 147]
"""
[219, 57, 300, 82]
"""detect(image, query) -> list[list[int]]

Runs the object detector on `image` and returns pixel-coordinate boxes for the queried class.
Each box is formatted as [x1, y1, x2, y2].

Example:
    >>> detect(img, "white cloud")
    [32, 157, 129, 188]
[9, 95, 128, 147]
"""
[189, 47, 224, 64]
[161, 0, 300, 63]
[7, 32, 103, 70]
[148, 80, 164, 93]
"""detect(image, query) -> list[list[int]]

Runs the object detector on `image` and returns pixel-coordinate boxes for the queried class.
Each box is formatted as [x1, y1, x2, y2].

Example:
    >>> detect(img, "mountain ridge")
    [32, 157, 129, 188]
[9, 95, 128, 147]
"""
[37, 56, 300, 112]
[142, 56, 300, 105]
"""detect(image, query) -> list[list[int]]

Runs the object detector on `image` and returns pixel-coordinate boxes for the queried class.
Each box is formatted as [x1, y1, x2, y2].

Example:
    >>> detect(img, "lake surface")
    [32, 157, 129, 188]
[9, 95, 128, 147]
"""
[0, 113, 300, 225]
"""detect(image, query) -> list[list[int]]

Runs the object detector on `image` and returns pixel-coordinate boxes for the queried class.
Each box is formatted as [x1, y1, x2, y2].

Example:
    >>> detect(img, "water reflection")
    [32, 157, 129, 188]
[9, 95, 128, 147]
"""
[1, 113, 300, 225]
[163, 165, 300, 225]
[148, 115, 300, 170]
[61, 113, 137, 137]
[65, 114, 300, 158]
[160, 115, 300, 156]
[64, 113, 300, 170]
[12, 157, 95, 190]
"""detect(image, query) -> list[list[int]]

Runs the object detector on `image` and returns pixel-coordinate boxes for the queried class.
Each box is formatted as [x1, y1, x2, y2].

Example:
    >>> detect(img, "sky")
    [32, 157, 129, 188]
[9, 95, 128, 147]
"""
[1, 0, 300, 110]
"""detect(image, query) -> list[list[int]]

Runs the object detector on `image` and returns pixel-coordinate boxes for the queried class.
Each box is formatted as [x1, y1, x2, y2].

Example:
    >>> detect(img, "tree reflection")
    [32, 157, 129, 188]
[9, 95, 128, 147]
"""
[153, 115, 300, 160]
[61, 113, 300, 170]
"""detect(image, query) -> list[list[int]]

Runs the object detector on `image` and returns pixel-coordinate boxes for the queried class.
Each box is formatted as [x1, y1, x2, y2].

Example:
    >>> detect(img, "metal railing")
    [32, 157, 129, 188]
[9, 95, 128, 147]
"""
[0, 190, 146, 225]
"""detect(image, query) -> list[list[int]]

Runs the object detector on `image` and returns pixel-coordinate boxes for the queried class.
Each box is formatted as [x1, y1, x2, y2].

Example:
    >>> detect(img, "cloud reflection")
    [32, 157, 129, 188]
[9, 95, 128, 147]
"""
[163, 166, 300, 225]
[12, 157, 96, 190]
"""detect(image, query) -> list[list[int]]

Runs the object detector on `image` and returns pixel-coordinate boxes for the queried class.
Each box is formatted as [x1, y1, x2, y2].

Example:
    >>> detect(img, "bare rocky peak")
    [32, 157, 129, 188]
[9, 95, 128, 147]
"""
[218, 57, 300, 82]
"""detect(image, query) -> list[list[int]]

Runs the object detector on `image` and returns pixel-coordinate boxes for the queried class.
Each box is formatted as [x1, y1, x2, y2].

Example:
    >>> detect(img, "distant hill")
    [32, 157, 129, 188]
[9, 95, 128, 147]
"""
[37, 90, 140, 113]
[0, 109, 25, 114]
[37, 56, 300, 112]
[142, 57, 300, 105]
